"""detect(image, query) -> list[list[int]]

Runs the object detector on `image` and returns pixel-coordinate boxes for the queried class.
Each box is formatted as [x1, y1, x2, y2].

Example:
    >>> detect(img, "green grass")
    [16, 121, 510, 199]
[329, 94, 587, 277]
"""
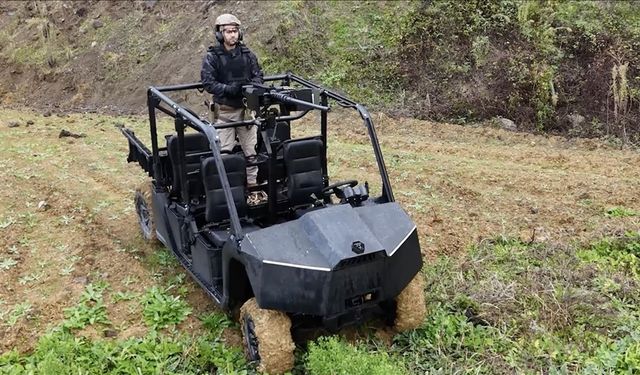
[390, 233, 640, 373]
[62, 283, 111, 331]
[2, 234, 639, 373]
[141, 286, 192, 329]
[606, 206, 639, 218]
[0, 329, 247, 375]
[305, 336, 409, 375]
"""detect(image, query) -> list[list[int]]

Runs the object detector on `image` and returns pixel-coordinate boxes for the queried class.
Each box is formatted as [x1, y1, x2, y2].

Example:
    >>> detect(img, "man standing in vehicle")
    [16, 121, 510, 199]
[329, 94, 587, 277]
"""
[201, 13, 264, 187]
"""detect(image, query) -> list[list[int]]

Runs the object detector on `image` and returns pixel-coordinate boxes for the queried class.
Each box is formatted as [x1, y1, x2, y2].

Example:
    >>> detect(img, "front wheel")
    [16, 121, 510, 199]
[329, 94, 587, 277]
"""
[239, 298, 295, 374]
[394, 272, 427, 332]
[134, 181, 157, 243]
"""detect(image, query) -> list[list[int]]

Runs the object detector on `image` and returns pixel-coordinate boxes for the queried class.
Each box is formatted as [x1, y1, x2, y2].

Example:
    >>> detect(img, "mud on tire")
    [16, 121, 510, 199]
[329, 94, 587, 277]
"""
[240, 298, 295, 374]
[134, 181, 157, 242]
[394, 272, 427, 332]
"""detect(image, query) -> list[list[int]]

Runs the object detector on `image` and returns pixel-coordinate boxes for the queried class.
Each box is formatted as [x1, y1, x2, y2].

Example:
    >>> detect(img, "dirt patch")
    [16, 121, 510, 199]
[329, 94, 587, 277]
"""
[0, 1, 273, 115]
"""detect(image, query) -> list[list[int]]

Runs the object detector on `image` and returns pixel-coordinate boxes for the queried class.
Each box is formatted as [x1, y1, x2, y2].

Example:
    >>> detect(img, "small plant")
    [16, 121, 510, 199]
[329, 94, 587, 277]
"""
[18, 272, 44, 285]
[0, 258, 18, 271]
[112, 291, 137, 303]
[605, 206, 638, 218]
[63, 283, 111, 330]
[59, 264, 75, 276]
[0, 217, 15, 229]
[141, 286, 192, 329]
[199, 312, 234, 337]
[4, 302, 33, 327]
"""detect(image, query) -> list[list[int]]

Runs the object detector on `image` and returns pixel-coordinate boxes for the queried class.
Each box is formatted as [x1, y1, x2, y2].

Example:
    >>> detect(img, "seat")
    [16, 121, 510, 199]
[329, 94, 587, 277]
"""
[282, 138, 324, 206]
[167, 132, 211, 199]
[201, 154, 247, 223]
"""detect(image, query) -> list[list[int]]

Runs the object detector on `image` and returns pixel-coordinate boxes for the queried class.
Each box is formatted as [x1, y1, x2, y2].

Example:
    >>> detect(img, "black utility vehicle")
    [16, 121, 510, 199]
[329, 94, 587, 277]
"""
[121, 73, 426, 374]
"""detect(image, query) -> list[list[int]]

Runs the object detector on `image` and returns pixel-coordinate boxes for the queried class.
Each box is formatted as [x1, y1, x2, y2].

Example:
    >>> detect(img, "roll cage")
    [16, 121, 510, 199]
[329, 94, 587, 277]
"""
[122, 72, 395, 242]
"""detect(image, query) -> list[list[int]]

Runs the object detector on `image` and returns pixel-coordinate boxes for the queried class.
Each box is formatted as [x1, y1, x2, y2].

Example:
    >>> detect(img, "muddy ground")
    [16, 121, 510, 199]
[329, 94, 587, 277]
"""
[0, 106, 638, 354]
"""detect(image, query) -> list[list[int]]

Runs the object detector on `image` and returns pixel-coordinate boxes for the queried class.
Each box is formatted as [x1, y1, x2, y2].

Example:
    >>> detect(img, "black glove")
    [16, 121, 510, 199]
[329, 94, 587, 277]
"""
[225, 82, 243, 97]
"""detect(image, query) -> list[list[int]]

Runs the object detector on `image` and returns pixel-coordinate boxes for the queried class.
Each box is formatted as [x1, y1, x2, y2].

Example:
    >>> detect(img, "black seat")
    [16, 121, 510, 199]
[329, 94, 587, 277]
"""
[282, 138, 324, 206]
[167, 132, 211, 199]
[201, 154, 247, 223]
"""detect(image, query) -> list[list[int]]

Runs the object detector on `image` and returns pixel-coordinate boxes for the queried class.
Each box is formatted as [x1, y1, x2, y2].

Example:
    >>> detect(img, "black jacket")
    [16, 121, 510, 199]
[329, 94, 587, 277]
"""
[200, 43, 264, 108]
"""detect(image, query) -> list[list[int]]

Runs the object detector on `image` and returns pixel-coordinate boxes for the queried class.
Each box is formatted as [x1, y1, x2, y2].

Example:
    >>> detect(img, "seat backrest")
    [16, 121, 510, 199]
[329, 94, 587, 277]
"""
[201, 154, 247, 223]
[257, 121, 291, 154]
[167, 132, 211, 198]
[282, 138, 324, 206]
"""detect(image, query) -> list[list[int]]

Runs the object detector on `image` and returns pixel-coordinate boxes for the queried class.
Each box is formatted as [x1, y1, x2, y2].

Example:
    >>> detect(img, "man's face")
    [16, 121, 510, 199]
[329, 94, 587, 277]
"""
[221, 25, 239, 46]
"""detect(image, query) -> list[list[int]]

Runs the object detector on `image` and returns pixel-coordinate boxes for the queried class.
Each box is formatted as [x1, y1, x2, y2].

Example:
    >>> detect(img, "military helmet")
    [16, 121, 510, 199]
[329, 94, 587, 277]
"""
[215, 14, 241, 30]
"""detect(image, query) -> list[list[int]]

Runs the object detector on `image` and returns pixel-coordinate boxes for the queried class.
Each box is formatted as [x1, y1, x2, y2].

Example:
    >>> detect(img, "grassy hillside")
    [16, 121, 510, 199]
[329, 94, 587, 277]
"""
[0, 1, 638, 140]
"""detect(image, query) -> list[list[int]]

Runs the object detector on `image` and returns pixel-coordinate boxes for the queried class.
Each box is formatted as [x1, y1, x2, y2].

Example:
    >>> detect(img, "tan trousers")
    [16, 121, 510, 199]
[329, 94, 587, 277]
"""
[213, 106, 258, 185]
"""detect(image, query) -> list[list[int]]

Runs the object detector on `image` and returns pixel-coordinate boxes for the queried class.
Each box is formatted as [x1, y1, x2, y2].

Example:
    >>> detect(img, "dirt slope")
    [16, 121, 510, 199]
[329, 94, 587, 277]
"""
[0, 0, 271, 113]
[1, 107, 638, 354]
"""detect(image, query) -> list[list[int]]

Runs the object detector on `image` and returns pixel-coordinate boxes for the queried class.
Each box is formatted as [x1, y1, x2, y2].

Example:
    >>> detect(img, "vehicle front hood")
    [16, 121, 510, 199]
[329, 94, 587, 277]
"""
[242, 202, 416, 270]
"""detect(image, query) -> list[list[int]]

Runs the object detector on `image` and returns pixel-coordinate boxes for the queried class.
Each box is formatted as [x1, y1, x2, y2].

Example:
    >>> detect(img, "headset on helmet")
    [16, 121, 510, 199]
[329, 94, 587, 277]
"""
[215, 13, 243, 44]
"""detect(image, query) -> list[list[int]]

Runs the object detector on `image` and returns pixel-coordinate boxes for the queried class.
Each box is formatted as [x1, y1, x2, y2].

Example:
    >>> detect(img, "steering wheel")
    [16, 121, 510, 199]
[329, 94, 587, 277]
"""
[322, 180, 358, 197]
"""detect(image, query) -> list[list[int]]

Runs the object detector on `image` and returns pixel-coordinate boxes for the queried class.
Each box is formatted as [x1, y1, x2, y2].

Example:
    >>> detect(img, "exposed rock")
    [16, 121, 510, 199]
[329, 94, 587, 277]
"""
[92, 19, 103, 29]
[75, 7, 87, 17]
[143, 0, 158, 10]
[26, 120, 34, 126]
[7, 120, 20, 128]
[43, 111, 52, 117]
[496, 116, 517, 131]
[103, 329, 118, 338]
[73, 276, 89, 285]
[37, 200, 50, 211]
[59, 129, 87, 138]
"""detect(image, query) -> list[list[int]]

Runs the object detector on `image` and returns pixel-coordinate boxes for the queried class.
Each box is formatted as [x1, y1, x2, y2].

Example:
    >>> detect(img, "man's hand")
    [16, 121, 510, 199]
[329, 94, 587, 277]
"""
[225, 82, 243, 97]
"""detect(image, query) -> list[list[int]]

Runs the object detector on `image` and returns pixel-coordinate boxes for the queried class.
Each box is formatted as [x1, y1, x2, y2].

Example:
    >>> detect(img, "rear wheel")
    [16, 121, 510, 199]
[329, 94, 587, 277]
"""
[134, 181, 157, 242]
[394, 272, 427, 332]
[239, 298, 295, 374]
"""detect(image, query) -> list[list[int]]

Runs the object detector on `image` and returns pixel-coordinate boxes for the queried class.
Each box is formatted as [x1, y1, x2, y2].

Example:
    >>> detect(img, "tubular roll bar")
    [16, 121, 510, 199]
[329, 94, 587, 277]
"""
[149, 73, 394, 231]
[147, 87, 244, 241]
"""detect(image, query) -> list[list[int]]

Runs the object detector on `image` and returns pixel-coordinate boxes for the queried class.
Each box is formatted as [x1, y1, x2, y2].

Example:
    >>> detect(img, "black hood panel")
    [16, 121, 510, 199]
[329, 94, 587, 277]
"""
[243, 202, 416, 270]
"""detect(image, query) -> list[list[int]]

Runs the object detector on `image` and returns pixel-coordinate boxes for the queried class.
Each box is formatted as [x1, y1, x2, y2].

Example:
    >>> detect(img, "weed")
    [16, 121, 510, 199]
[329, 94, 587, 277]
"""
[605, 206, 638, 218]
[4, 302, 33, 327]
[62, 283, 111, 330]
[18, 272, 44, 285]
[0, 329, 248, 374]
[122, 275, 138, 286]
[141, 286, 192, 329]
[112, 291, 137, 303]
[0, 258, 18, 271]
[577, 233, 640, 277]
[150, 248, 179, 268]
[199, 312, 234, 338]
[305, 335, 408, 375]
[0, 217, 16, 229]
[59, 264, 75, 276]
[59, 215, 73, 225]
[54, 243, 69, 252]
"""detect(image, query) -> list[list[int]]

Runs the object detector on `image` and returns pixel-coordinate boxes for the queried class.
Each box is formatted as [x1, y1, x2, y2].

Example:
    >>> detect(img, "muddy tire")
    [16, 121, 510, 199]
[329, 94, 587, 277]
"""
[394, 272, 427, 332]
[134, 181, 157, 242]
[239, 298, 295, 374]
